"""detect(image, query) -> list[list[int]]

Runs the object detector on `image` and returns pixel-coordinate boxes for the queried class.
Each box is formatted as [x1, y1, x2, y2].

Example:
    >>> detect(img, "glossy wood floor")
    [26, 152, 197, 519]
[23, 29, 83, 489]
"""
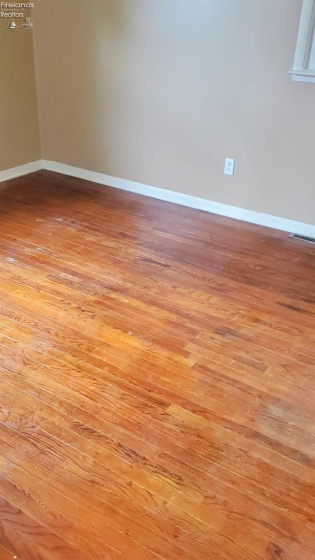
[0, 170, 314, 560]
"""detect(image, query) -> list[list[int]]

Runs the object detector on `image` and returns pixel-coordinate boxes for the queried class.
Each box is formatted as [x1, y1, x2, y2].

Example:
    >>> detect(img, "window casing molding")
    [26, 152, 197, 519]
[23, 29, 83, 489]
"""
[289, 0, 315, 83]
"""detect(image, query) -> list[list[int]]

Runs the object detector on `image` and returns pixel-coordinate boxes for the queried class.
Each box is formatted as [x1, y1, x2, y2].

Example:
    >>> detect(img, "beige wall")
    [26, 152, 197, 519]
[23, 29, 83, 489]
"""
[33, 0, 315, 225]
[0, 12, 41, 171]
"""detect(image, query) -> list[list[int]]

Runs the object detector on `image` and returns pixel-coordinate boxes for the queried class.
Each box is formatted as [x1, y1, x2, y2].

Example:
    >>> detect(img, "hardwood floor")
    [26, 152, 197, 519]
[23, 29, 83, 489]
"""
[0, 170, 314, 560]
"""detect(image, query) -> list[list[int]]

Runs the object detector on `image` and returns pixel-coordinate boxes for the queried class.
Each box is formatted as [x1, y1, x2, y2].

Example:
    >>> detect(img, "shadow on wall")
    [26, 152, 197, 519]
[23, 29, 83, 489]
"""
[35, 0, 245, 181]
[33, 0, 315, 226]
[0, 9, 40, 170]
[69, 0, 242, 184]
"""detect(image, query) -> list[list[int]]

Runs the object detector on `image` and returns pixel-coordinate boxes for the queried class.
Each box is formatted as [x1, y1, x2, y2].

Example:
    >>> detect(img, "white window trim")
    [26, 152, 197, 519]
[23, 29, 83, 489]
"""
[289, 0, 315, 83]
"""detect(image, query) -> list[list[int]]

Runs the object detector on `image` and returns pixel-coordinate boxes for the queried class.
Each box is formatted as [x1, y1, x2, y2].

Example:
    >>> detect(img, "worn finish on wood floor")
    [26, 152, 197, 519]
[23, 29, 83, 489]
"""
[0, 170, 314, 560]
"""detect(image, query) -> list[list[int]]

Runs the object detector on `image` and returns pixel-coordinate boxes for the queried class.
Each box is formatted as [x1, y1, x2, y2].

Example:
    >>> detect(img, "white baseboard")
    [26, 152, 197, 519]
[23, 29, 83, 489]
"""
[0, 160, 42, 183]
[42, 160, 315, 238]
[1, 158, 313, 237]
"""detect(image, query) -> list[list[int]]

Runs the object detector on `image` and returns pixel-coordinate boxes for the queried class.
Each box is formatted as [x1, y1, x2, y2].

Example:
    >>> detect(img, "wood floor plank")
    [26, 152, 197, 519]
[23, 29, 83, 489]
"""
[1, 381, 315, 560]
[0, 544, 17, 560]
[0, 497, 90, 560]
[0, 170, 314, 559]
[1, 316, 314, 479]
[1, 362, 314, 526]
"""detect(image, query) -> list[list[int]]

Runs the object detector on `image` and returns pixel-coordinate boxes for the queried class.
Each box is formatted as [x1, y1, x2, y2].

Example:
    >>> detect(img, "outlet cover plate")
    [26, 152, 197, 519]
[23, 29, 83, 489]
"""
[224, 158, 235, 176]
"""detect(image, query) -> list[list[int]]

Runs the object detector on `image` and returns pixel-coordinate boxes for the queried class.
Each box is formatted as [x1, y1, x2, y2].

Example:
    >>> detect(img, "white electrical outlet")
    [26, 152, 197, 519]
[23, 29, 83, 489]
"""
[224, 158, 235, 176]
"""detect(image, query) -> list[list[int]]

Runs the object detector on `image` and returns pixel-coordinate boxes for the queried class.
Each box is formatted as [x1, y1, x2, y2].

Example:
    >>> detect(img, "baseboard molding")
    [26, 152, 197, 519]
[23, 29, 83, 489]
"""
[0, 160, 42, 183]
[41, 160, 315, 237]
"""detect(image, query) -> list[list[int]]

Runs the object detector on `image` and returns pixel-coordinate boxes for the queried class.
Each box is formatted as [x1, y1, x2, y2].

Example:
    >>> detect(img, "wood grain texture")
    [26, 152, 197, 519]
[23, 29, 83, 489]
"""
[0, 170, 314, 560]
[0, 542, 18, 560]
